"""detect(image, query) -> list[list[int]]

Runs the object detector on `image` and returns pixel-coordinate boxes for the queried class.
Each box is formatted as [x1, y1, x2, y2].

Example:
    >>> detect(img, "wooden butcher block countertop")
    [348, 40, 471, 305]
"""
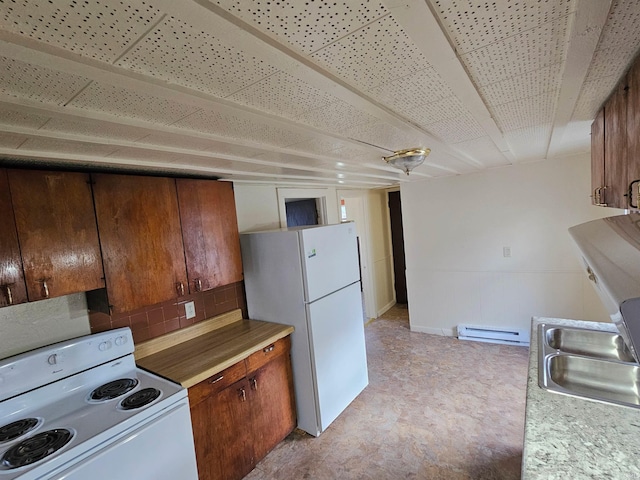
[135, 309, 294, 388]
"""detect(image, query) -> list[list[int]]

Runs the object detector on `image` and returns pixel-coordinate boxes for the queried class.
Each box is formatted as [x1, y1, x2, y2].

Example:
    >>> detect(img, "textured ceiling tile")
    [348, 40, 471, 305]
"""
[503, 124, 552, 162]
[311, 15, 431, 91]
[452, 136, 510, 168]
[286, 138, 356, 155]
[0, 56, 89, 105]
[68, 82, 200, 125]
[491, 92, 556, 132]
[425, 114, 485, 144]
[595, 0, 640, 51]
[42, 118, 148, 142]
[342, 122, 426, 152]
[201, 142, 266, 158]
[20, 137, 119, 156]
[117, 15, 278, 98]
[227, 72, 337, 119]
[479, 63, 563, 107]
[405, 96, 469, 127]
[584, 45, 639, 86]
[0, 0, 162, 63]
[210, 0, 388, 54]
[174, 109, 311, 147]
[295, 100, 379, 135]
[461, 15, 570, 86]
[572, 76, 620, 121]
[367, 67, 455, 112]
[328, 145, 375, 159]
[0, 109, 50, 129]
[431, 0, 576, 54]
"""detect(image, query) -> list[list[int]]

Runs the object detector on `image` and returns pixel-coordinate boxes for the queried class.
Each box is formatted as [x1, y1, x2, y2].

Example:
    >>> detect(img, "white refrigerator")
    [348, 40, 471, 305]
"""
[240, 222, 369, 437]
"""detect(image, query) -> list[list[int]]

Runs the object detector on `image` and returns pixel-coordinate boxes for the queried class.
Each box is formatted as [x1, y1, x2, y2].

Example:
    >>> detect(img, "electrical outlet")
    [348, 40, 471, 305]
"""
[185, 301, 196, 319]
[503, 246, 511, 258]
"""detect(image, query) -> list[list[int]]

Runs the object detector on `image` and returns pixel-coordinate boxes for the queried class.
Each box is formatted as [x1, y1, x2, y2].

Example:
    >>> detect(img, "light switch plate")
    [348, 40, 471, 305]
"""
[185, 301, 196, 319]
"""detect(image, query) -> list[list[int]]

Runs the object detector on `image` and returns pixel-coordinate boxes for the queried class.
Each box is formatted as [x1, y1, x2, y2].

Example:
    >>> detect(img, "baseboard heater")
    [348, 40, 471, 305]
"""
[457, 324, 530, 346]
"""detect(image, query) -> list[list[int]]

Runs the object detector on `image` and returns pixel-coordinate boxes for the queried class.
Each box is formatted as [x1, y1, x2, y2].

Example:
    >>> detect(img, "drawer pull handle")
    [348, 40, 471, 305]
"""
[40, 279, 50, 299]
[3, 284, 13, 305]
[250, 377, 258, 390]
[263, 344, 275, 353]
[239, 387, 246, 402]
[176, 281, 185, 296]
[194, 278, 202, 292]
[209, 375, 224, 384]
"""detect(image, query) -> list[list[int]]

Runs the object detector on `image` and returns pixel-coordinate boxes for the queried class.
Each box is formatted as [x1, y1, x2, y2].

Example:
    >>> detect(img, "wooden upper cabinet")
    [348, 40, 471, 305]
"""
[0, 169, 27, 307]
[176, 179, 243, 293]
[8, 169, 104, 302]
[627, 58, 640, 208]
[91, 174, 188, 314]
[591, 108, 605, 206]
[604, 81, 629, 209]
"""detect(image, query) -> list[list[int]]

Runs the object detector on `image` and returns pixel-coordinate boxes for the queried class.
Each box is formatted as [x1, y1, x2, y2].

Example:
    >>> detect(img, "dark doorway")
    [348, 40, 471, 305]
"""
[285, 198, 318, 227]
[388, 191, 407, 304]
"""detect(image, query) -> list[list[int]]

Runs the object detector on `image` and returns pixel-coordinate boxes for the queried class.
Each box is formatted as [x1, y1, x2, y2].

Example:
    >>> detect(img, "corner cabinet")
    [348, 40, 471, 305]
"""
[8, 169, 104, 301]
[188, 336, 296, 480]
[91, 173, 188, 314]
[0, 169, 27, 307]
[176, 179, 243, 293]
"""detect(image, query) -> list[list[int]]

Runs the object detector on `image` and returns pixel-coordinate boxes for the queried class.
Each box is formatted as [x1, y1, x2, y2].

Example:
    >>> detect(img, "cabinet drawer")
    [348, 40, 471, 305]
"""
[246, 336, 291, 374]
[188, 361, 247, 408]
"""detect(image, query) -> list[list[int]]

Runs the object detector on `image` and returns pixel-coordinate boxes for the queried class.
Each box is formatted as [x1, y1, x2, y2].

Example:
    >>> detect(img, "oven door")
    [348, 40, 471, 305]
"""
[55, 400, 198, 480]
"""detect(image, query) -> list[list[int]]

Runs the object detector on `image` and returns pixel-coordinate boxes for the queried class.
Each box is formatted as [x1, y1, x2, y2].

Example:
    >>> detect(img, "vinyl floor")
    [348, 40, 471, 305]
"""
[244, 304, 530, 479]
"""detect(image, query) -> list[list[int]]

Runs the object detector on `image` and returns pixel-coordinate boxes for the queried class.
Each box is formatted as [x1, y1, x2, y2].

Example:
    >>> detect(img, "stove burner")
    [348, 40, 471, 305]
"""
[1, 429, 73, 469]
[120, 388, 161, 410]
[90, 378, 138, 401]
[0, 419, 39, 444]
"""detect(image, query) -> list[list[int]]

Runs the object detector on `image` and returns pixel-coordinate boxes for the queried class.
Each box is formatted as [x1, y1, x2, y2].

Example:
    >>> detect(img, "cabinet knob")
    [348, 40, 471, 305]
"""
[176, 281, 185, 296]
[250, 377, 258, 391]
[263, 344, 275, 353]
[238, 387, 246, 402]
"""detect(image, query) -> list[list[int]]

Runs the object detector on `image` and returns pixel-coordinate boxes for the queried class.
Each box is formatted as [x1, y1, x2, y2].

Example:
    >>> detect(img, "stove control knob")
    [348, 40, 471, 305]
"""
[115, 336, 127, 346]
[99, 341, 112, 351]
[47, 354, 58, 365]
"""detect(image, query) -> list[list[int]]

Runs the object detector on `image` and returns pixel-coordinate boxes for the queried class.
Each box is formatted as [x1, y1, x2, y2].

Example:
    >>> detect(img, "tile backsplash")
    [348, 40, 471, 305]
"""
[89, 281, 247, 343]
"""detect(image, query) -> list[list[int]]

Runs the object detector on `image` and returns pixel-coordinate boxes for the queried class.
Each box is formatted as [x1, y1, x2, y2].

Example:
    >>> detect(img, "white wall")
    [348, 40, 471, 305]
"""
[402, 154, 618, 336]
[0, 293, 91, 359]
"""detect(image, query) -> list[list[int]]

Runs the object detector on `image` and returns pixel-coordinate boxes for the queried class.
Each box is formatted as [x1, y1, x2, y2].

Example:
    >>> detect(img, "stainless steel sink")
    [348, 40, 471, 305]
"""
[543, 325, 635, 362]
[538, 323, 640, 408]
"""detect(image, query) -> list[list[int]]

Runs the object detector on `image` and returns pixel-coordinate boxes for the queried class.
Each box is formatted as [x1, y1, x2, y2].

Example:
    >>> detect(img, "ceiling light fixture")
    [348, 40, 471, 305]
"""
[383, 148, 431, 175]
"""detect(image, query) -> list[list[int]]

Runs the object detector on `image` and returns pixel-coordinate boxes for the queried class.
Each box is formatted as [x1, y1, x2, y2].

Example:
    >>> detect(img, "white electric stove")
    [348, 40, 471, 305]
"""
[0, 328, 198, 480]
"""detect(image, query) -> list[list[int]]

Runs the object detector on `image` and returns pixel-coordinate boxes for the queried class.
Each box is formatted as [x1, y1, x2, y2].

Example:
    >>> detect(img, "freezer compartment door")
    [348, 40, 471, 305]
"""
[307, 282, 368, 433]
[300, 223, 361, 302]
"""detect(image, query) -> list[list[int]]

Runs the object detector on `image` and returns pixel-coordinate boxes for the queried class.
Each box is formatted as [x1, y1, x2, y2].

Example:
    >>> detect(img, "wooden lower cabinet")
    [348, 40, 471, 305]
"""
[189, 337, 296, 480]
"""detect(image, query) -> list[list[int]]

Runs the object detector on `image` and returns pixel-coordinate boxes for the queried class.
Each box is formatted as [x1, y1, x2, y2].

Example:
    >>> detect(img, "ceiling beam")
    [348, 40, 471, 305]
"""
[547, 0, 613, 158]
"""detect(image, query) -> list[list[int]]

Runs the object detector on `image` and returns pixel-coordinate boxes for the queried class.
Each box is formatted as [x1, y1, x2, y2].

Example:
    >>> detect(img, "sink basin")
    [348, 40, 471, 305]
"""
[542, 354, 640, 408]
[543, 325, 635, 362]
[538, 323, 640, 408]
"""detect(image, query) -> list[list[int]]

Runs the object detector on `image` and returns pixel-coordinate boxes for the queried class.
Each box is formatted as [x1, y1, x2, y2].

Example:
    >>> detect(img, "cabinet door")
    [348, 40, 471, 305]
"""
[247, 338, 296, 462]
[9, 169, 104, 301]
[190, 378, 254, 480]
[91, 174, 187, 314]
[591, 108, 605, 205]
[627, 59, 640, 208]
[604, 82, 629, 208]
[176, 179, 243, 293]
[0, 169, 27, 307]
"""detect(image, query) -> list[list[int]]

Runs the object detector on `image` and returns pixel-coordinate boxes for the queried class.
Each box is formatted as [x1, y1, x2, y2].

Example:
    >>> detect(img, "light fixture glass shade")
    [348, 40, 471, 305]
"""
[383, 148, 431, 175]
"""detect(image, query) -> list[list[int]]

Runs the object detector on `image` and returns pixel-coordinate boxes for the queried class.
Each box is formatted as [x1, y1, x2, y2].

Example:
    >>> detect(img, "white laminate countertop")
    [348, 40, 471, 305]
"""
[522, 317, 640, 479]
